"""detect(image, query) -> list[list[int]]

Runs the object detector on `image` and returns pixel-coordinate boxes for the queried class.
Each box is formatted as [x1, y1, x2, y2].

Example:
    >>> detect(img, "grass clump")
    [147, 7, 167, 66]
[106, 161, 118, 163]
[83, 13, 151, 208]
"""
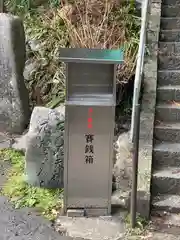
[0, 149, 63, 221]
[5, 0, 140, 109]
[124, 213, 150, 239]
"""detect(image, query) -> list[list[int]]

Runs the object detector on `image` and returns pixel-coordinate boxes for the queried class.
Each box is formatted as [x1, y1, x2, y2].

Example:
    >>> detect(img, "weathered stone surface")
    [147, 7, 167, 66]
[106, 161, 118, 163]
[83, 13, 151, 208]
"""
[162, 0, 180, 3]
[150, 3, 161, 15]
[28, 39, 44, 52]
[24, 59, 37, 81]
[0, 159, 11, 191]
[55, 215, 125, 240]
[25, 106, 65, 188]
[161, 18, 180, 30]
[147, 42, 159, 56]
[0, 132, 11, 149]
[157, 86, 180, 102]
[162, 5, 180, 17]
[139, 114, 154, 144]
[12, 132, 28, 152]
[158, 70, 180, 86]
[148, 15, 161, 31]
[128, 191, 151, 219]
[147, 29, 160, 42]
[153, 0, 180, 219]
[160, 30, 180, 42]
[113, 131, 133, 192]
[153, 142, 180, 169]
[152, 194, 180, 213]
[159, 42, 180, 55]
[111, 189, 129, 209]
[0, 13, 30, 134]
[0, 196, 73, 240]
[151, 0, 162, 3]
[154, 122, 180, 142]
[156, 104, 180, 122]
[151, 211, 180, 236]
[112, 131, 153, 219]
[137, 0, 161, 219]
[158, 55, 180, 70]
[152, 168, 180, 195]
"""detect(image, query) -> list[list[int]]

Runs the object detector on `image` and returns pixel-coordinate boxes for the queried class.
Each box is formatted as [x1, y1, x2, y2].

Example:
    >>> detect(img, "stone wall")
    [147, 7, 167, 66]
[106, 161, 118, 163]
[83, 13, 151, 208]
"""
[137, 0, 162, 219]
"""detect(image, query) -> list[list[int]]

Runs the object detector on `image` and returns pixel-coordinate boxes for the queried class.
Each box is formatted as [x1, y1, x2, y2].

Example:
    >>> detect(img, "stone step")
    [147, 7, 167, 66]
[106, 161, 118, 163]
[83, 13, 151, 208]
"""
[152, 167, 180, 195]
[159, 42, 180, 55]
[161, 5, 180, 17]
[147, 232, 180, 239]
[157, 85, 180, 101]
[156, 103, 180, 122]
[151, 211, 180, 236]
[154, 122, 180, 142]
[158, 55, 180, 70]
[161, 17, 180, 30]
[152, 194, 180, 213]
[160, 29, 180, 42]
[162, 0, 180, 4]
[153, 142, 180, 169]
[158, 70, 180, 86]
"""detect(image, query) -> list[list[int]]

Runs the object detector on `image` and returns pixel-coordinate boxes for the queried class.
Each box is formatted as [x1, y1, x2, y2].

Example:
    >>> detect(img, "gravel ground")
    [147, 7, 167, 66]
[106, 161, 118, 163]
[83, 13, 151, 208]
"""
[0, 196, 73, 240]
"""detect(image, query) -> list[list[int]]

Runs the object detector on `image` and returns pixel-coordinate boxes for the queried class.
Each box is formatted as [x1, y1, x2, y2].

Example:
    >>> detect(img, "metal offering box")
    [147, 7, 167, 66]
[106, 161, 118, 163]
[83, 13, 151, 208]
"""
[60, 48, 123, 216]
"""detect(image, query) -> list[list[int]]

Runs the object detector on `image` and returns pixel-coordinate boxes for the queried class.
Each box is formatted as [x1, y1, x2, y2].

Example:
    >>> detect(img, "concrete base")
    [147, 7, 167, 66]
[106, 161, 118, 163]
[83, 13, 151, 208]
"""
[84, 208, 108, 217]
[111, 189, 150, 219]
[128, 190, 150, 220]
[55, 212, 126, 240]
[67, 209, 84, 217]
[66, 208, 109, 217]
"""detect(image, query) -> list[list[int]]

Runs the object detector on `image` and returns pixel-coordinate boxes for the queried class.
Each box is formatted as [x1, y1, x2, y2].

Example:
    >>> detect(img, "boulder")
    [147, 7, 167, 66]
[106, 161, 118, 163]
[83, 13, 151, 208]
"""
[25, 106, 65, 188]
[113, 131, 133, 191]
[24, 59, 37, 81]
[12, 132, 28, 152]
[0, 13, 30, 134]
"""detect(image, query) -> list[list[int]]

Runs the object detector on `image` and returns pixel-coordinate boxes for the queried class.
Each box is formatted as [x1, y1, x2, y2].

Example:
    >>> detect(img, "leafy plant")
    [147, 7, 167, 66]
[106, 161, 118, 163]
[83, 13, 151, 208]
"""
[124, 213, 149, 238]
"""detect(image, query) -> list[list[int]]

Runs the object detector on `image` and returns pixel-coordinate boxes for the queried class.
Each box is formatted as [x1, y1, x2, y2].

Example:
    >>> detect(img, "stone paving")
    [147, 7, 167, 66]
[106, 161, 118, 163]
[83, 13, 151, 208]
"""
[1, 134, 180, 240]
[0, 196, 73, 240]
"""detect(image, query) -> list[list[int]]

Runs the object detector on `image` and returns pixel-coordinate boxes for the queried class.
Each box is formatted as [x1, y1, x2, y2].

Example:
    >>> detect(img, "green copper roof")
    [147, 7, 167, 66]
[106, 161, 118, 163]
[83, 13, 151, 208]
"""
[59, 48, 123, 64]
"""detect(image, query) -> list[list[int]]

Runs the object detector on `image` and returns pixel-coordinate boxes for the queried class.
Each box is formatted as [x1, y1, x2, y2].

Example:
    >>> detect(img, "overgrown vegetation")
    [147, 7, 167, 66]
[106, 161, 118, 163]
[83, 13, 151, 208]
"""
[124, 213, 150, 239]
[0, 149, 63, 221]
[5, 0, 140, 109]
